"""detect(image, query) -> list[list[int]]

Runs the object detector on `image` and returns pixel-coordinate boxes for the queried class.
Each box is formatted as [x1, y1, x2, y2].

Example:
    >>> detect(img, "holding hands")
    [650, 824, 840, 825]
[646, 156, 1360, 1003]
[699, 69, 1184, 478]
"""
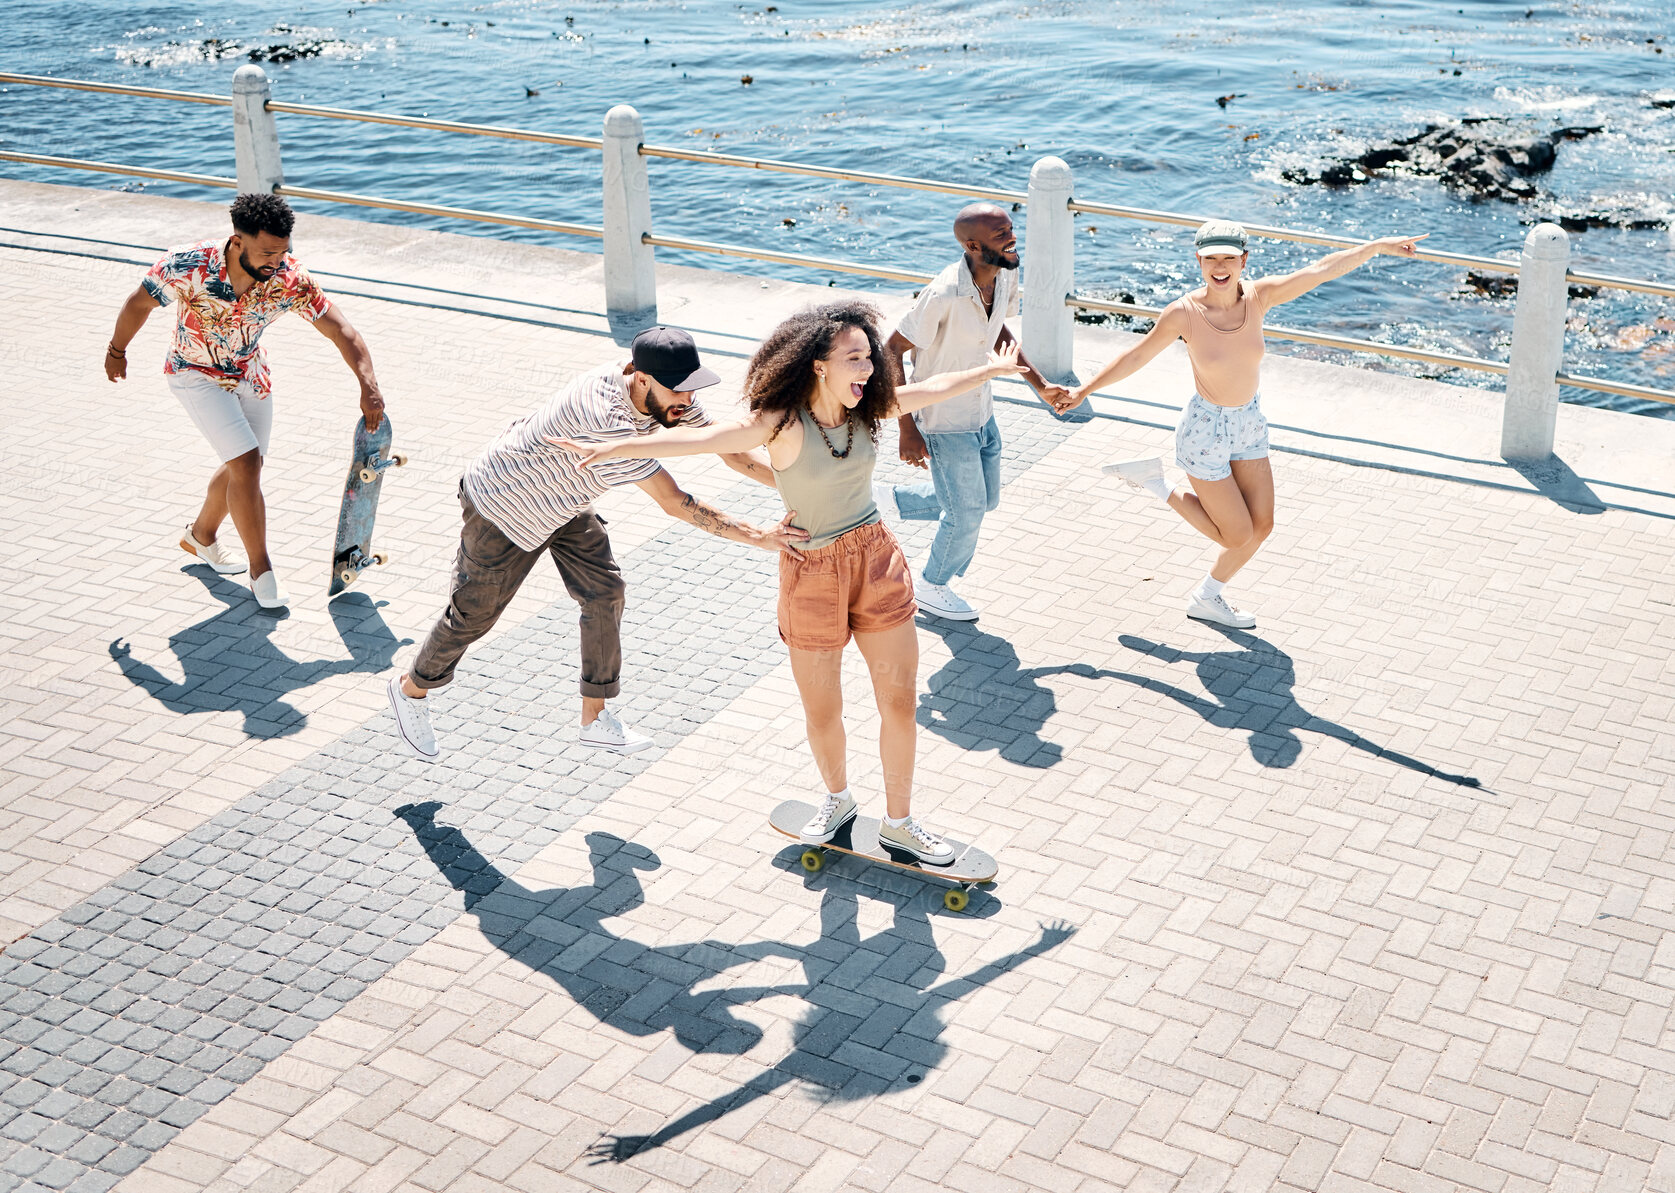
[1037, 383, 1077, 414]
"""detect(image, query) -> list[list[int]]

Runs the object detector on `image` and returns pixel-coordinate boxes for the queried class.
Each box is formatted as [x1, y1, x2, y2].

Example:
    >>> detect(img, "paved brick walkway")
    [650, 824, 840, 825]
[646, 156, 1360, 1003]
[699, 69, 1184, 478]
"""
[1, 179, 1672, 1193]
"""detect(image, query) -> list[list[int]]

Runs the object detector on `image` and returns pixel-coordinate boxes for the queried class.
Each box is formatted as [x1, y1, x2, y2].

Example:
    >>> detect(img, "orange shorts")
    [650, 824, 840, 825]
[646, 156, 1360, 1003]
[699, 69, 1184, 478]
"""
[778, 521, 917, 651]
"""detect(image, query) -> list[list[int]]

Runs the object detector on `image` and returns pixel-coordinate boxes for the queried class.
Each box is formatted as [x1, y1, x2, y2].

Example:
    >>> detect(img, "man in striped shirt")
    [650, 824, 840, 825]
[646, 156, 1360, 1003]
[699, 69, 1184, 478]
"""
[386, 327, 801, 761]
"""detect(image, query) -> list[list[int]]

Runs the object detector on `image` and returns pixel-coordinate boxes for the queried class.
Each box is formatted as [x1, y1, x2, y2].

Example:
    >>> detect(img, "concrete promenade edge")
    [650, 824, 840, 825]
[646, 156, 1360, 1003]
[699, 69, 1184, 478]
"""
[0, 179, 1672, 1193]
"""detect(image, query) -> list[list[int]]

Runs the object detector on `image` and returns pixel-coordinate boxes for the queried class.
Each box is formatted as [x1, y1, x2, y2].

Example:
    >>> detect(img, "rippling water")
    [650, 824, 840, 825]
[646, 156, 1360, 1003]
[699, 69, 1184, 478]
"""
[3, 1, 1673, 415]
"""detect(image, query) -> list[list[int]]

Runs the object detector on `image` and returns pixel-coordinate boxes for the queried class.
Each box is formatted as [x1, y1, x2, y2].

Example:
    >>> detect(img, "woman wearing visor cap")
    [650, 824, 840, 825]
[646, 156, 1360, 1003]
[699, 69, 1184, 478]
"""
[1067, 220, 1426, 628]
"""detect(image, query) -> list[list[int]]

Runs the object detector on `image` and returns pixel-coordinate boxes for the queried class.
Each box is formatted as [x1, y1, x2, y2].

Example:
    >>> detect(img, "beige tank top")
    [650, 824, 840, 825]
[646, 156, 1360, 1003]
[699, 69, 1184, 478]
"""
[772, 408, 879, 550]
[1179, 282, 1266, 406]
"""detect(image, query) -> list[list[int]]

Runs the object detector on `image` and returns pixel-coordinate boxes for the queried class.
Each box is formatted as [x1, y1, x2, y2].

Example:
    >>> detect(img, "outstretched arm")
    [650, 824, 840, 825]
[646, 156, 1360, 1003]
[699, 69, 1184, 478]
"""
[890, 341, 1024, 416]
[635, 467, 807, 554]
[1253, 233, 1428, 309]
[996, 324, 1075, 413]
[924, 919, 1077, 1001]
[105, 287, 159, 382]
[313, 305, 387, 432]
[551, 417, 774, 467]
[1066, 304, 1189, 409]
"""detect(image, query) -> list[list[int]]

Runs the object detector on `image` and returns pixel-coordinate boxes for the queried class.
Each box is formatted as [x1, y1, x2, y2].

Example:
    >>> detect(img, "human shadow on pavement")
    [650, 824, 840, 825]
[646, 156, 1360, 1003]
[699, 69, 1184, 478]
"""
[915, 616, 1130, 768]
[1113, 630, 1483, 787]
[395, 804, 807, 1055]
[109, 579, 409, 738]
[590, 879, 1074, 1163]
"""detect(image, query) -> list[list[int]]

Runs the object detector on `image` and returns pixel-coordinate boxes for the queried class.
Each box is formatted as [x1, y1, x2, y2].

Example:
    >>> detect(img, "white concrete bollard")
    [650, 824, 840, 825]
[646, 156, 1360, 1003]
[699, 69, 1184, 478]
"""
[1501, 222, 1570, 460]
[602, 104, 657, 322]
[1023, 156, 1076, 383]
[231, 65, 283, 194]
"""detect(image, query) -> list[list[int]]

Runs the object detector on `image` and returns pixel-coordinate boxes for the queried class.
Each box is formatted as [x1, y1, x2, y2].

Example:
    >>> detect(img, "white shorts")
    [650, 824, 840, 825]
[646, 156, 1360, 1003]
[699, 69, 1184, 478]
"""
[167, 371, 272, 462]
[1174, 392, 1269, 482]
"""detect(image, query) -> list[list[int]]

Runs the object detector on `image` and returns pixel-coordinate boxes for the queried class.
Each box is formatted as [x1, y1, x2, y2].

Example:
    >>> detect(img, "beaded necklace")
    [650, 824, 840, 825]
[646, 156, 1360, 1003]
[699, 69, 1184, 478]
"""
[812, 412, 855, 459]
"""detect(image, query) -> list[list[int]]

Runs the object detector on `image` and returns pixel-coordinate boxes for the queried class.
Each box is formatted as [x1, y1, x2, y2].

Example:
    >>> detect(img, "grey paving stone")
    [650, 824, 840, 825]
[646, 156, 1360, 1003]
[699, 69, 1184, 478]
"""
[2, 1147, 52, 1179]
[34, 1156, 85, 1189]
[0, 1112, 48, 1145]
[93, 1146, 146, 1177]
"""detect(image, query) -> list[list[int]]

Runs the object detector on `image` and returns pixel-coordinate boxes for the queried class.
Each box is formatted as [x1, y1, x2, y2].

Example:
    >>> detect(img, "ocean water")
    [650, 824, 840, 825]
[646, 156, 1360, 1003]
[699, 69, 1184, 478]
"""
[3, 0, 1673, 415]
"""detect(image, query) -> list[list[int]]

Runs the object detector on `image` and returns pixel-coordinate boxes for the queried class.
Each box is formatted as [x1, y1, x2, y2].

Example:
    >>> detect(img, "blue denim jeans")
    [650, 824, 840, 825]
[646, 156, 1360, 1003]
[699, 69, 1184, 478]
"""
[889, 415, 1002, 585]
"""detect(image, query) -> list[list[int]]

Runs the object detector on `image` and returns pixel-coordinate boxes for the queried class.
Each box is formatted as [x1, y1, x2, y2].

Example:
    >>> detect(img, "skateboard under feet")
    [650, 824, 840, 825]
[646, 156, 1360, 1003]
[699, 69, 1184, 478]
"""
[769, 798, 998, 912]
[328, 414, 408, 597]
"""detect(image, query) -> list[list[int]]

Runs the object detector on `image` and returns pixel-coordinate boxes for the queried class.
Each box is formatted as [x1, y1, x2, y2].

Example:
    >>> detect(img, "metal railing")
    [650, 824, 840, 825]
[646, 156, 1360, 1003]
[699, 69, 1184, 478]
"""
[0, 71, 229, 107]
[275, 183, 600, 239]
[2, 66, 1672, 432]
[639, 144, 1026, 205]
[265, 99, 603, 150]
[0, 149, 235, 191]
[642, 233, 932, 285]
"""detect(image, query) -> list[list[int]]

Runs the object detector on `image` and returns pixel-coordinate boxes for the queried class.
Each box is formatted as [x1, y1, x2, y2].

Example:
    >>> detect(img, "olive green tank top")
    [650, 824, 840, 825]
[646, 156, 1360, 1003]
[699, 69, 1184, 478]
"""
[773, 408, 879, 550]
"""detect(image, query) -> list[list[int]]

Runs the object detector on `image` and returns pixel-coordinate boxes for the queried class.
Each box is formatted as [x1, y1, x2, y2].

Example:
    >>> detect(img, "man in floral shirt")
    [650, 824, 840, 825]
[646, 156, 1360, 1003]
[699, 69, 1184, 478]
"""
[104, 193, 388, 608]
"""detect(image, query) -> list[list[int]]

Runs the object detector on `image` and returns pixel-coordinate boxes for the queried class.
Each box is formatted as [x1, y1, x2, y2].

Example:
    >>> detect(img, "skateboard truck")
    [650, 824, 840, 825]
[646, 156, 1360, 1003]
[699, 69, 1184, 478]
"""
[336, 547, 391, 589]
[797, 846, 981, 911]
[358, 451, 408, 484]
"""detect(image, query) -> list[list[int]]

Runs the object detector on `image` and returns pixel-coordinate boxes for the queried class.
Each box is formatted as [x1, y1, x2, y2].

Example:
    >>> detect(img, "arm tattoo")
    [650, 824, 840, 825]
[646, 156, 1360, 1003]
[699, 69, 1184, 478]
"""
[680, 493, 750, 541]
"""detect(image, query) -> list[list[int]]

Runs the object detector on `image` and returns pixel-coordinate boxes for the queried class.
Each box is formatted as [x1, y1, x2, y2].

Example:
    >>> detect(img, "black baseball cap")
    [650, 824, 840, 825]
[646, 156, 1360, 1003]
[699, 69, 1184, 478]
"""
[630, 326, 721, 393]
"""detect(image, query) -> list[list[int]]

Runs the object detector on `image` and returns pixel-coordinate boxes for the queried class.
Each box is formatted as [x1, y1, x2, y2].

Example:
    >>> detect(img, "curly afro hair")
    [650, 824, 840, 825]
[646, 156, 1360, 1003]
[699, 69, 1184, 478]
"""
[744, 300, 897, 442]
[230, 192, 295, 240]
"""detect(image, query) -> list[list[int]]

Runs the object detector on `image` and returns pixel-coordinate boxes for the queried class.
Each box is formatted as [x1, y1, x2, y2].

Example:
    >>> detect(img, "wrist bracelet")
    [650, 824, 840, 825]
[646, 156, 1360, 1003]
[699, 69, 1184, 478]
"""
[106, 344, 126, 357]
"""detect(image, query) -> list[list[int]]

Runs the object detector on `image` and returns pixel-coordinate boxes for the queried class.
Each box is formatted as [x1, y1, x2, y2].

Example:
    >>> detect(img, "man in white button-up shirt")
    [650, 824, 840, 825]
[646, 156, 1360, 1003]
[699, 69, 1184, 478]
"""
[874, 204, 1072, 620]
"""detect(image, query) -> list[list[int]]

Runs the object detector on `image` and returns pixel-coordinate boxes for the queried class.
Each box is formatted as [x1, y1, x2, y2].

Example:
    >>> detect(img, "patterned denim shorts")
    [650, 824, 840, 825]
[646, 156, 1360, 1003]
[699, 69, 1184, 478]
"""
[1174, 392, 1269, 482]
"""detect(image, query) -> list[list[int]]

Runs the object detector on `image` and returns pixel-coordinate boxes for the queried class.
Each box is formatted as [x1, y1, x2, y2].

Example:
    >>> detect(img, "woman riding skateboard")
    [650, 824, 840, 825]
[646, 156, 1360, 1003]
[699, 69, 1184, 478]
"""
[556, 301, 1022, 863]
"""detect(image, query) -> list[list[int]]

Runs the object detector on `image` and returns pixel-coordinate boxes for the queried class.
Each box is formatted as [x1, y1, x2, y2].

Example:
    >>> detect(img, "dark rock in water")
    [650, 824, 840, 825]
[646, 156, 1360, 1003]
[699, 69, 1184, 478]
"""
[120, 28, 357, 67]
[1282, 118, 1601, 204]
[1462, 270, 1520, 298]
[242, 38, 352, 64]
[1549, 207, 1668, 232]
[1461, 270, 1599, 300]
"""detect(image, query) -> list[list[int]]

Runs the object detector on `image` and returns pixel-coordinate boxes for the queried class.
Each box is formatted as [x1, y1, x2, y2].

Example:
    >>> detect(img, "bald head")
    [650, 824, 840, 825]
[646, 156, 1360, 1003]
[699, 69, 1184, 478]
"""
[953, 202, 1011, 244]
[953, 202, 1020, 273]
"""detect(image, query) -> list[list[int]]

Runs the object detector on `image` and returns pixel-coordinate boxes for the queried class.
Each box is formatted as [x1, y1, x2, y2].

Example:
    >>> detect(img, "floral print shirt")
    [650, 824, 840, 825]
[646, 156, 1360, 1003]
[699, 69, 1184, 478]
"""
[142, 239, 332, 396]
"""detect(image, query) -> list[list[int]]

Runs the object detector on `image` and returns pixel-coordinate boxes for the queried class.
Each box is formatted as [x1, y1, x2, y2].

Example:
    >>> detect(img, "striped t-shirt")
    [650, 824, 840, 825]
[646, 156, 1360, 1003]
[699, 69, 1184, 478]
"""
[462, 363, 711, 551]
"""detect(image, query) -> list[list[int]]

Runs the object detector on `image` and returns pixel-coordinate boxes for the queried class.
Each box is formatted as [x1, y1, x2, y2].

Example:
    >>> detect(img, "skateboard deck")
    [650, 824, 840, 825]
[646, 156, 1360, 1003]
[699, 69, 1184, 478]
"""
[328, 414, 406, 597]
[769, 799, 997, 911]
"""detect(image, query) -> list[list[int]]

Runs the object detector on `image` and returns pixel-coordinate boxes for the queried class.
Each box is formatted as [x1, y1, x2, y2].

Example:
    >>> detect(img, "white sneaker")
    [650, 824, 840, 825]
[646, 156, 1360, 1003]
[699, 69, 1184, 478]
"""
[180, 525, 246, 575]
[1101, 456, 1166, 493]
[580, 707, 654, 754]
[916, 576, 978, 621]
[386, 675, 439, 762]
[800, 792, 857, 843]
[871, 480, 898, 523]
[250, 570, 290, 609]
[876, 817, 955, 865]
[1186, 593, 1257, 629]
